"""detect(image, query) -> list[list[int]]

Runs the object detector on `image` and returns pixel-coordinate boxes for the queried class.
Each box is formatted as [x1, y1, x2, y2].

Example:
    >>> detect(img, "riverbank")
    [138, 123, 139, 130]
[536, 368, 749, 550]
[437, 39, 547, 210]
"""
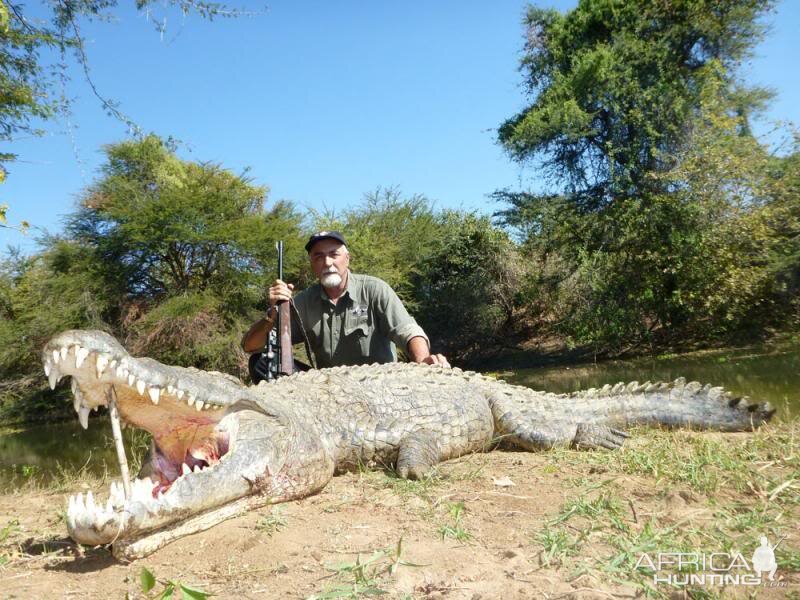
[1, 420, 798, 598]
[477, 331, 800, 372]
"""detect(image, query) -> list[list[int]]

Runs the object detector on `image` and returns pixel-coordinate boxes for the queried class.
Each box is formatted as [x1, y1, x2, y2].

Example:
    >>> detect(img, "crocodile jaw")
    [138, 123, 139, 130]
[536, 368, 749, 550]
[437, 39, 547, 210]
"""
[42, 330, 253, 545]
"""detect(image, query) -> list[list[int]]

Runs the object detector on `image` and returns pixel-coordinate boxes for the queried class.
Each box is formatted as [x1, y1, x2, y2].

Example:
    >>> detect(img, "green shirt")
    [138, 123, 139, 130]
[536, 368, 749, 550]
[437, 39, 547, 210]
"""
[291, 271, 428, 368]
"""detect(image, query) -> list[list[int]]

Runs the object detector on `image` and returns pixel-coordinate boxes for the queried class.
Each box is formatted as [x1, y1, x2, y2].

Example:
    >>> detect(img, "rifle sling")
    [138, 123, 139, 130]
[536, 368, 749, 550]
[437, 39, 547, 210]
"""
[290, 299, 317, 369]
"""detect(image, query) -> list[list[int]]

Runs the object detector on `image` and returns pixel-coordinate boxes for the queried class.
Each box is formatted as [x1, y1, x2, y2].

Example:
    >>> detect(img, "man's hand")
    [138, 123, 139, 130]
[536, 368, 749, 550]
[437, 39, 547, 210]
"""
[407, 336, 450, 368]
[268, 279, 295, 306]
[421, 353, 450, 368]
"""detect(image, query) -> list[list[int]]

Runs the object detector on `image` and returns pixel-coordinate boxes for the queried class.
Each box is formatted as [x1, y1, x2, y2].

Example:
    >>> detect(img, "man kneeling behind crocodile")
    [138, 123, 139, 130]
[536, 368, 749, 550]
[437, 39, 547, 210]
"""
[242, 231, 449, 376]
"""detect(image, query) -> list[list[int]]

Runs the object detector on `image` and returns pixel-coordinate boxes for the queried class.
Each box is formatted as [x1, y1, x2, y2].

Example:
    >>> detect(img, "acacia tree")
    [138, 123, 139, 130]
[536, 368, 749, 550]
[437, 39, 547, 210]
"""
[66, 134, 305, 368]
[497, 0, 781, 352]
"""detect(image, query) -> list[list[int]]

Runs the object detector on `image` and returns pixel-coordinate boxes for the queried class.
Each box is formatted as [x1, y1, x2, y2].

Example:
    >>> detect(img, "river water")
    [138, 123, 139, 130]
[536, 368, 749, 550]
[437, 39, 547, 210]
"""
[1, 342, 797, 490]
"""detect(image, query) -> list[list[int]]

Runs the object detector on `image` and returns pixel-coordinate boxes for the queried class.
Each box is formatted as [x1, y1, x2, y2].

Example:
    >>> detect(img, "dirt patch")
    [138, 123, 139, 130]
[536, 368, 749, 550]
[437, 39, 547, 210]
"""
[1, 440, 798, 599]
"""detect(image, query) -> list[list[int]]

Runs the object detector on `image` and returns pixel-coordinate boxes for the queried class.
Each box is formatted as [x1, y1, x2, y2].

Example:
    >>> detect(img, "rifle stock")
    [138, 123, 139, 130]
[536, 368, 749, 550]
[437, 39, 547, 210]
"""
[275, 240, 294, 376]
[277, 300, 293, 375]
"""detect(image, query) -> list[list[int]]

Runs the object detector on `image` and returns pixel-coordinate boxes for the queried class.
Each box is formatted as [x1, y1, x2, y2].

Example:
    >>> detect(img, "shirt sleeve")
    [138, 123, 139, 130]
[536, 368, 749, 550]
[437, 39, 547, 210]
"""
[373, 280, 429, 351]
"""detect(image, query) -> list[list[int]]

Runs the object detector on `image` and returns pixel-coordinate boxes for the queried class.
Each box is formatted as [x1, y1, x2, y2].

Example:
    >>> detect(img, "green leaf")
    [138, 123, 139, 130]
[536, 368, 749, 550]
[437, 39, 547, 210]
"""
[156, 583, 175, 599]
[179, 583, 211, 599]
[140, 567, 156, 593]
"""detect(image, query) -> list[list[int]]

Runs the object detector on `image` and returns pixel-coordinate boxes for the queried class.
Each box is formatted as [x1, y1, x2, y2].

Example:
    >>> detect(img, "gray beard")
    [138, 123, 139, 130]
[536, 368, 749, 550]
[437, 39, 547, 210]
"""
[320, 272, 343, 289]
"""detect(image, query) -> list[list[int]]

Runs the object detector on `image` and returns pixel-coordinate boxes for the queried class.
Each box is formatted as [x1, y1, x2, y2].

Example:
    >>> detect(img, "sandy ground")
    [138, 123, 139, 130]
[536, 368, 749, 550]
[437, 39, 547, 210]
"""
[0, 444, 797, 600]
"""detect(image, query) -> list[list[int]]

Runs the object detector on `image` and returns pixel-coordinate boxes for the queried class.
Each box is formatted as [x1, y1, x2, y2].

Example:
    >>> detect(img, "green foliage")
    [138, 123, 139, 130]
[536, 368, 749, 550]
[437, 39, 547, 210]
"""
[0, 136, 304, 422]
[413, 212, 525, 359]
[496, 0, 794, 354]
[0, 203, 28, 232]
[255, 507, 287, 536]
[139, 566, 212, 599]
[310, 538, 417, 600]
[499, 0, 775, 199]
[437, 501, 472, 542]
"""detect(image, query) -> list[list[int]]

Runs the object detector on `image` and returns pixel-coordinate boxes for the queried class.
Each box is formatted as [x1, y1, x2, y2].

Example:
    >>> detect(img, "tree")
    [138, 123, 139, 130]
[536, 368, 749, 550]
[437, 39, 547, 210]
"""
[413, 212, 525, 361]
[67, 134, 305, 368]
[0, 135, 304, 423]
[498, 0, 775, 204]
[496, 0, 784, 353]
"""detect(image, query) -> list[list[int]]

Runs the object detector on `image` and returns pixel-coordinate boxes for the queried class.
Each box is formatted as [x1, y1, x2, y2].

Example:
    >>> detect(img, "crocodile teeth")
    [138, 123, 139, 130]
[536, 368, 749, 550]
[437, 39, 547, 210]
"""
[136, 379, 146, 396]
[181, 463, 191, 476]
[127, 373, 136, 386]
[187, 394, 196, 408]
[95, 355, 109, 378]
[195, 400, 204, 412]
[71, 380, 83, 412]
[59, 346, 69, 361]
[148, 387, 160, 404]
[52, 349, 60, 363]
[166, 385, 175, 395]
[44, 360, 52, 377]
[78, 406, 90, 429]
[176, 389, 185, 400]
[193, 465, 202, 473]
[48, 367, 62, 390]
[76, 347, 89, 368]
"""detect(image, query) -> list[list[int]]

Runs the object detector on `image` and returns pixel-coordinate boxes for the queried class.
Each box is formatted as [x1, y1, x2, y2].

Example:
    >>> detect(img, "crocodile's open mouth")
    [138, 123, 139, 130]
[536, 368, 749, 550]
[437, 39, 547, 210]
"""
[42, 331, 239, 542]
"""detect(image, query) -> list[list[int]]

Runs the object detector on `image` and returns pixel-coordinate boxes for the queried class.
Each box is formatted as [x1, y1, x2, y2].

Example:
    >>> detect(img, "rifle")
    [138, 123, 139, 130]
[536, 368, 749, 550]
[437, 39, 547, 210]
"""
[252, 241, 315, 383]
[274, 241, 294, 377]
[264, 241, 295, 380]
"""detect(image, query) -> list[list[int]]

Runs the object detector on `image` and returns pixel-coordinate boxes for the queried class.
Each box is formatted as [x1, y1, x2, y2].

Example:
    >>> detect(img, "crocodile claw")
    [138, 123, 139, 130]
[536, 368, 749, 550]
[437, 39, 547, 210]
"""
[572, 424, 629, 450]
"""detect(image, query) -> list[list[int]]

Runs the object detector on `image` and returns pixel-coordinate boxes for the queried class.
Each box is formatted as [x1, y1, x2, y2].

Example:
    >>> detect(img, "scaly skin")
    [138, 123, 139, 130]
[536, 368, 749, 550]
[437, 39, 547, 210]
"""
[42, 330, 775, 557]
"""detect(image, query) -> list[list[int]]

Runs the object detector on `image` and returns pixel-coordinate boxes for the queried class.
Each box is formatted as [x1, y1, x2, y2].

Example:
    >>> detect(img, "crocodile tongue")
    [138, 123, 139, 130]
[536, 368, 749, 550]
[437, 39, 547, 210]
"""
[150, 426, 230, 495]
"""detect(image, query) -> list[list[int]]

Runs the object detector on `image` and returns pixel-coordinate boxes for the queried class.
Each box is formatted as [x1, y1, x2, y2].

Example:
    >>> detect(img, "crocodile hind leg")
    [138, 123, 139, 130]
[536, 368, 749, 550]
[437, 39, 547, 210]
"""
[489, 395, 629, 451]
[572, 423, 629, 449]
[396, 430, 441, 479]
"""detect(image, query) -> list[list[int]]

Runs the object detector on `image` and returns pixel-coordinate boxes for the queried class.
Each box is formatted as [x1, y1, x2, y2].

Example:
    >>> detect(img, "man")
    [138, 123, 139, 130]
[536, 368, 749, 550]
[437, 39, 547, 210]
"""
[242, 231, 449, 371]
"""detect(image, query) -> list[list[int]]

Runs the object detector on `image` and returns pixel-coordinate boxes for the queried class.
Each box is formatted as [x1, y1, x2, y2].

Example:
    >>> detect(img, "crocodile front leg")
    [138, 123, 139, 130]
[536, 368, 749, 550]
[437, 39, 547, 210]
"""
[396, 430, 442, 480]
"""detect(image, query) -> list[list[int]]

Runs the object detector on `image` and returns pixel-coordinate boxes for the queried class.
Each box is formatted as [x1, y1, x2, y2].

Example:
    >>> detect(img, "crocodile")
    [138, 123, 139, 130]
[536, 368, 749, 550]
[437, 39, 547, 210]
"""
[42, 329, 775, 559]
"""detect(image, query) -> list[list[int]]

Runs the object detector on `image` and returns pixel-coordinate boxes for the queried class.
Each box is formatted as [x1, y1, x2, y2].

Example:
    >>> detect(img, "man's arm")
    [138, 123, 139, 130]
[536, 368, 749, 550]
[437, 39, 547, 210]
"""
[407, 336, 450, 367]
[241, 279, 295, 353]
[371, 279, 450, 367]
[241, 309, 276, 353]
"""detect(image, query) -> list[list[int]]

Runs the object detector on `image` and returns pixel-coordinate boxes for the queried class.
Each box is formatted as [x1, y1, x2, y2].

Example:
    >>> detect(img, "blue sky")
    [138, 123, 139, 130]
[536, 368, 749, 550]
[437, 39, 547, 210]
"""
[1, 0, 797, 253]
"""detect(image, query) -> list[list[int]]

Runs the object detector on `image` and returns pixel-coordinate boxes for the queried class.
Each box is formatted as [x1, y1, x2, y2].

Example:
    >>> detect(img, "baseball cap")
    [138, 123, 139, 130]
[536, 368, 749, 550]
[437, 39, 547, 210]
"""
[304, 231, 347, 252]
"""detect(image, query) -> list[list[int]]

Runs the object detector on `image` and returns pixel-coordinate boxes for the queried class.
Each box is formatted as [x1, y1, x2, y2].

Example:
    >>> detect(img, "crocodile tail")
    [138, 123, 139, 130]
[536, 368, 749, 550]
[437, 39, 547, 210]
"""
[568, 378, 776, 431]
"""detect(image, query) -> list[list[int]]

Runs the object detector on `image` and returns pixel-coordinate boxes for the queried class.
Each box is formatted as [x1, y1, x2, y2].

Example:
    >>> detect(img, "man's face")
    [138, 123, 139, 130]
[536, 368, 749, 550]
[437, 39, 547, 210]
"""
[309, 239, 350, 288]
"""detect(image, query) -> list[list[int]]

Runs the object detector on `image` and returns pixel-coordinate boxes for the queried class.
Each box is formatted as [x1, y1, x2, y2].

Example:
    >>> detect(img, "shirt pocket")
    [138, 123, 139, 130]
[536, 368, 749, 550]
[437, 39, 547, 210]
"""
[344, 315, 370, 354]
